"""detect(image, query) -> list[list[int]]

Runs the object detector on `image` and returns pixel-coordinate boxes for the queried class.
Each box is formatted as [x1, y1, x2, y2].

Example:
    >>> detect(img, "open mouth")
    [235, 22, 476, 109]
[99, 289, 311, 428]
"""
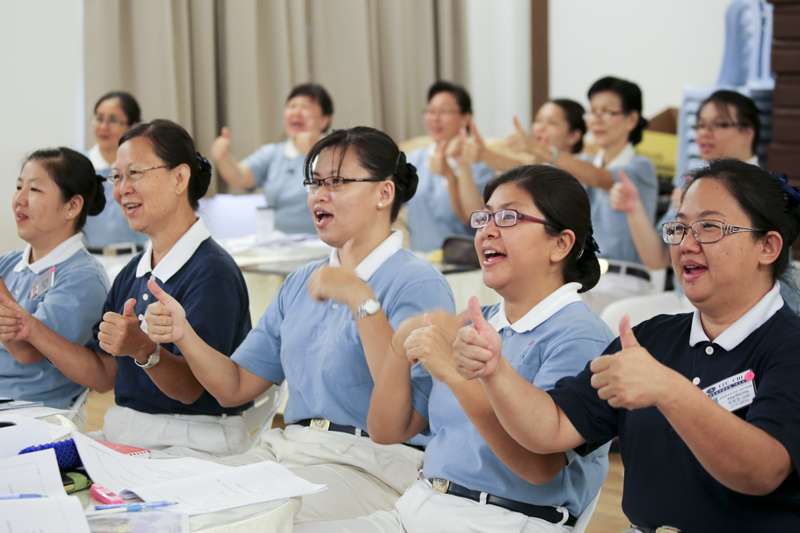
[482, 249, 506, 265]
[682, 263, 708, 282]
[123, 203, 142, 215]
[15, 213, 28, 222]
[314, 210, 333, 228]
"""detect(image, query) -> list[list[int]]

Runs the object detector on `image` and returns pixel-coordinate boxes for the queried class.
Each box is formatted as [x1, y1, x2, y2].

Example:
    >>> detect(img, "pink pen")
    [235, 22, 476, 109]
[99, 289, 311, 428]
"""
[90, 484, 124, 504]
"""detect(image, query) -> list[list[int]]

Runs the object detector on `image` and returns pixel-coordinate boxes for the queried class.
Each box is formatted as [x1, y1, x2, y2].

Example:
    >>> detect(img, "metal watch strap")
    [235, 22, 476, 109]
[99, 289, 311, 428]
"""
[353, 298, 381, 321]
[135, 343, 161, 369]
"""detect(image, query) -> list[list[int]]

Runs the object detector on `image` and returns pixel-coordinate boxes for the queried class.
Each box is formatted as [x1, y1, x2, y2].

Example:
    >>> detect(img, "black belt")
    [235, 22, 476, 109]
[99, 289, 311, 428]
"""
[633, 527, 681, 533]
[296, 418, 425, 452]
[606, 264, 650, 281]
[431, 478, 577, 527]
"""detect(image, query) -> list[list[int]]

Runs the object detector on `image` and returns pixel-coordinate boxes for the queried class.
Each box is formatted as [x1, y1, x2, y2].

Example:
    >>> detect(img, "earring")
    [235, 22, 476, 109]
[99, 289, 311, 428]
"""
[68, 213, 72, 217]
[378, 203, 383, 208]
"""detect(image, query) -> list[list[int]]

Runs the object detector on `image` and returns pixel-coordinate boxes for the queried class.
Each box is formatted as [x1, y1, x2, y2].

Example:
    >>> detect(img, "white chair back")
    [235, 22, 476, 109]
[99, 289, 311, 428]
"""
[571, 490, 602, 533]
[242, 382, 288, 451]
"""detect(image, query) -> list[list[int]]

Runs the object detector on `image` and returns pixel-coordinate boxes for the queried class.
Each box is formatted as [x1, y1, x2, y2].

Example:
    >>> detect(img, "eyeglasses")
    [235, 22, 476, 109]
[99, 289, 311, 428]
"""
[107, 165, 169, 187]
[661, 220, 765, 245]
[303, 176, 387, 193]
[691, 122, 740, 133]
[423, 108, 462, 118]
[93, 115, 128, 127]
[470, 209, 554, 229]
[583, 109, 626, 122]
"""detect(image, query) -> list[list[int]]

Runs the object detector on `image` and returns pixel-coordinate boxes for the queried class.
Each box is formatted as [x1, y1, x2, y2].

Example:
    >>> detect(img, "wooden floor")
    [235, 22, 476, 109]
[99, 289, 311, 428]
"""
[85, 391, 630, 532]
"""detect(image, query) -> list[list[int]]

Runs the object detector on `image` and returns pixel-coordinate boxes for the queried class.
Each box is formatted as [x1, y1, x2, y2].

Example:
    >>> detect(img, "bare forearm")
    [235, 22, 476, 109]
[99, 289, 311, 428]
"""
[216, 154, 255, 189]
[448, 376, 567, 484]
[626, 202, 670, 270]
[557, 154, 615, 190]
[2, 339, 45, 364]
[367, 346, 424, 444]
[444, 169, 468, 224]
[349, 287, 394, 381]
[140, 345, 206, 404]
[659, 379, 793, 495]
[455, 163, 485, 220]
[481, 146, 530, 172]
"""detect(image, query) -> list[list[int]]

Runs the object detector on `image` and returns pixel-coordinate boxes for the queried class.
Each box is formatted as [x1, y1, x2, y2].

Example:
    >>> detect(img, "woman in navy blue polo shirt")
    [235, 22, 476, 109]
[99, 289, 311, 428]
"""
[455, 159, 800, 531]
[0, 120, 252, 457]
[145, 127, 455, 523]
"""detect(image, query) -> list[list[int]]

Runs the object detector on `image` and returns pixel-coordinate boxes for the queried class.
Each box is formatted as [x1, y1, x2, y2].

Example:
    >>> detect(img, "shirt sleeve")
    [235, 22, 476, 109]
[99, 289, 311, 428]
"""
[242, 143, 280, 189]
[610, 156, 658, 223]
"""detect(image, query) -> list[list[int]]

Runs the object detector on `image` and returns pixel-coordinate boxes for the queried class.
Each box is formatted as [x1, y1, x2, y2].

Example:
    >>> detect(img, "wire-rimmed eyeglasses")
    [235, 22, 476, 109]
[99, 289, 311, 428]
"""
[107, 165, 169, 188]
[470, 209, 554, 229]
[661, 220, 765, 245]
[303, 176, 387, 193]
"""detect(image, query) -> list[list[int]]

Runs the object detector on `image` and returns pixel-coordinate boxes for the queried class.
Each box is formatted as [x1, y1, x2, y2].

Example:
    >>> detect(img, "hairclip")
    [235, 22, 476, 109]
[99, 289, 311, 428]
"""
[196, 152, 211, 173]
[771, 172, 800, 206]
[577, 228, 601, 259]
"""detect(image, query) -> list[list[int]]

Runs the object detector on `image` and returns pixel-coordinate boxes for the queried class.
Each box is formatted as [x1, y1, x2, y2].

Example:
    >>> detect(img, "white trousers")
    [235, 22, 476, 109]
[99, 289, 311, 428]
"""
[89, 404, 249, 458]
[294, 480, 571, 533]
[582, 264, 652, 315]
[217, 424, 424, 524]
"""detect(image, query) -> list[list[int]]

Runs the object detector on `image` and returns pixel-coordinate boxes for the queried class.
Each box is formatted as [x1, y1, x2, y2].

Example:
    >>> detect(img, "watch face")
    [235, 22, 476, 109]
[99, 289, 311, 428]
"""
[364, 299, 380, 314]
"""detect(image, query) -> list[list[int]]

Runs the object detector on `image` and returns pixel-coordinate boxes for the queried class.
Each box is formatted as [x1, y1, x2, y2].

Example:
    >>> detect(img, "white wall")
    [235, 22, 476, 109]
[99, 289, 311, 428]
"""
[0, 0, 84, 255]
[466, 0, 532, 140]
[549, 0, 732, 118]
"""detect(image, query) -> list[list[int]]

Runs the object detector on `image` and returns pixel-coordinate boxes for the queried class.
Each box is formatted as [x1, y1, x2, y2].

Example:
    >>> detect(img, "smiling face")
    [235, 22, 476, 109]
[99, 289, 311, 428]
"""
[672, 178, 773, 312]
[14, 160, 75, 255]
[531, 102, 580, 153]
[586, 91, 637, 150]
[283, 95, 330, 140]
[695, 102, 754, 162]
[93, 98, 131, 160]
[424, 91, 471, 143]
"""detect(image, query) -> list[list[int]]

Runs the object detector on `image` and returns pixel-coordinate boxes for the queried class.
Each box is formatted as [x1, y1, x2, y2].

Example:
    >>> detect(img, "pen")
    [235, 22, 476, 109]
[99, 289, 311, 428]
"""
[0, 494, 45, 499]
[94, 501, 178, 511]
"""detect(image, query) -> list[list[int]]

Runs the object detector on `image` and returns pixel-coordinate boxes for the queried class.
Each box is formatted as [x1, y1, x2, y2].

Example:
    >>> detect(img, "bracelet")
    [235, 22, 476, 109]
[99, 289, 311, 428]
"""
[549, 145, 559, 166]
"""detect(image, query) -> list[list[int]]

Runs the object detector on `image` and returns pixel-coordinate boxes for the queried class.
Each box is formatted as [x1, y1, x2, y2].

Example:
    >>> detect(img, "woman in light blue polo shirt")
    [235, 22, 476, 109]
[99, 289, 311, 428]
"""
[297, 165, 612, 532]
[146, 126, 455, 523]
[0, 147, 109, 430]
[211, 83, 334, 234]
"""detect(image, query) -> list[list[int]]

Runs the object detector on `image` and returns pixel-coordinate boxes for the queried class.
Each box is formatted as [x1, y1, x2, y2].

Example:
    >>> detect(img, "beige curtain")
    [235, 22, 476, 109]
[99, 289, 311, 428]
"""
[84, 0, 470, 194]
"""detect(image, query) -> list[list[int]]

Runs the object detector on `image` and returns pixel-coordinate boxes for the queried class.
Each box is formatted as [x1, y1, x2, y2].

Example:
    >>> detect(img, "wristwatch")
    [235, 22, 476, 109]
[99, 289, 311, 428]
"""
[135, 343, 161, 369]
[353, 298, 381, 321]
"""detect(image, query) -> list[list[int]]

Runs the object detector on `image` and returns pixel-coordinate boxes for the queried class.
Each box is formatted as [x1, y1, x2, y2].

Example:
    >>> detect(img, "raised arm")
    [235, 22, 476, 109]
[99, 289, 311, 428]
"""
[450, 126, 487, 223]
[210, 127, 257, 189]
[145, 280, 272, 407]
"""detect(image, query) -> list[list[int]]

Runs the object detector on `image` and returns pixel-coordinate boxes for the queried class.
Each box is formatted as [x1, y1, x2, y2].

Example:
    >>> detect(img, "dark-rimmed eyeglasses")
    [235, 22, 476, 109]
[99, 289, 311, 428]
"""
[691, 122, 740, 133]
[107, 165, 169, 187]
[582, 109, 625, 122]
[661, 220, 765, 245]
[303, 176, 387, 193]
[93, 115, 128, 127]
[470, 209, 554, 229]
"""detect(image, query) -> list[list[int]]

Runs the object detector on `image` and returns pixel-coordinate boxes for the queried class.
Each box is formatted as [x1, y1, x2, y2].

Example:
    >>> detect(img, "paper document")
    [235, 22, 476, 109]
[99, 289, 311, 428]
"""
[88, 511, 189, 533]
[0, 449, 65, 496]
[4, 405, 73, 419]
[0, 496, 90, 533]
[0, 419, 53, 458]
[0, 400, 44, 411]
[131, 460, 325, 515]
[72, 432, 230, 497]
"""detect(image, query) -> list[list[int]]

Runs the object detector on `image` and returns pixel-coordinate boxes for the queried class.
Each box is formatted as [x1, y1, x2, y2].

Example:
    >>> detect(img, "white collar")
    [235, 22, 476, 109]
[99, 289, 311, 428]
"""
[593, 143, 636, 169]
[689, 281, 783, 349]
[135, 218, 211, 282]
[328, 230, 403, 281]
[745, 154, 759, 166]
[284, 141, 302, 160]
[488, 283, 583, 333]
[14, 233, 86, 275]
[88, 144, 112, 171]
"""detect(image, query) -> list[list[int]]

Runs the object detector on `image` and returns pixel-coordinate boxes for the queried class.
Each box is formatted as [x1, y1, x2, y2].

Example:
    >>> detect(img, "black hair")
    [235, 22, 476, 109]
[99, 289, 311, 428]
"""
[23, 147, 106, 232]
[549, 98, 587, 154]
[483, 165, 600, 293]
[587, 76, 647, 145]
[288, 83, 334, 132]
[119, 119, 212, 210]
[685, 158, 800, 282]
[427, 81, 472, 115]
[303, 126, 418, 223]
[699, 90, 760, 154]
[93, 91, 141, 126]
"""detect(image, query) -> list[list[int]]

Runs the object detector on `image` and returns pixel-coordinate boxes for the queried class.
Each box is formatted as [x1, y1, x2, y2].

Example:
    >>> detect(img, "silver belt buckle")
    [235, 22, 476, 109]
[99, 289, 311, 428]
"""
[656, 528, 681, 533]
[431, 478, 450, 493]
[310, 418, 331, 431]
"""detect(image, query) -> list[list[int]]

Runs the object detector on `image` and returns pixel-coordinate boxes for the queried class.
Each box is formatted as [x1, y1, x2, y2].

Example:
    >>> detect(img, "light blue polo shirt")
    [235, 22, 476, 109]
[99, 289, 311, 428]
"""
[583, 144, 657, 264]
[0, 233, 110, 408]
[82, 145, 149, 249]
[405, 146, 495, 252]
[242, 140, 316, 234]
[412, 283, 613, 516]
[232, 231, 455, 433]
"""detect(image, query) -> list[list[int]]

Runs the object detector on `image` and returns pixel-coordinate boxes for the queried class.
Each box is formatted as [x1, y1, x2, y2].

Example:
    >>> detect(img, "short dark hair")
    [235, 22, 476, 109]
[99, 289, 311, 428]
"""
[550, 99, 587, 154]
[699, 90, 760, 153]
[686, 158, 800, 282]
[428, 81, 472, 115]
[24, 148, 106, 231]
[303, 126, 419, 223]
[288, 84, 334, 132]
[483, 165, 600, 293]
[119, 119, 211, 210]
[588, 76, 647, 145]
[93, 91, 141, 125]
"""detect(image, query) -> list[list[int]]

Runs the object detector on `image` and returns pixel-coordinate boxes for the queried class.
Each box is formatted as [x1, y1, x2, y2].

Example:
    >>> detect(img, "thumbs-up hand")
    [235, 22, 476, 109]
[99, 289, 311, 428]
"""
[504, 116, 534, 154]
[609, 169, 640, 213]
[429, 139, 451, 178]
[98, 298, 151, 358]
[589, 315, 672, 409]
[0, 289, 32, 342]
[463, 123, 485, 164]
[145, 279, 188, 345]
[210, 126, 232, 162]
[453, 297, 503, 380]
[404, 313, 459, 384]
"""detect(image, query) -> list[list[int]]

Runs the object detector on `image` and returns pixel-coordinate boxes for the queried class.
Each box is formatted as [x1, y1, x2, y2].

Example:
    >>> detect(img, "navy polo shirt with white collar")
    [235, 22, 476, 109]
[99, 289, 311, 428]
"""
[549, 282, 800, 531]
[87, 219, 252, 416]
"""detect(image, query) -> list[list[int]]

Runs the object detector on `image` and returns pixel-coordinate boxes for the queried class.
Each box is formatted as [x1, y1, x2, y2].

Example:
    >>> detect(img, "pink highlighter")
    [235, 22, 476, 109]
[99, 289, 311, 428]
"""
[90, 484, 124, 504]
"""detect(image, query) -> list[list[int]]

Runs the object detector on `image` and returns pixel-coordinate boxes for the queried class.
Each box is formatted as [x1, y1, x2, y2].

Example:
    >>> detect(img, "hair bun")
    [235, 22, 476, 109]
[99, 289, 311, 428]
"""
[402, 161, 418, 202]
[87, 173, 108, 217]
[193, 152, 212, 199]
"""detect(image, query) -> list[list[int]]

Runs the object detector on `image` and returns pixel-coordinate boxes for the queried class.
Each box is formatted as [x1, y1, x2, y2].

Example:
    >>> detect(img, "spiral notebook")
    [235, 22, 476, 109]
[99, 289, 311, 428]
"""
[97, 440, 151, 459]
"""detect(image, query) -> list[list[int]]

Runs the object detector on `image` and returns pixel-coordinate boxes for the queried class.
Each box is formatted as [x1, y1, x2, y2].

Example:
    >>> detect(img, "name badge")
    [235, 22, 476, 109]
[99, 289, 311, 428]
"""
[30, 267, 55, 300]
[702, 369, 756, 412]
